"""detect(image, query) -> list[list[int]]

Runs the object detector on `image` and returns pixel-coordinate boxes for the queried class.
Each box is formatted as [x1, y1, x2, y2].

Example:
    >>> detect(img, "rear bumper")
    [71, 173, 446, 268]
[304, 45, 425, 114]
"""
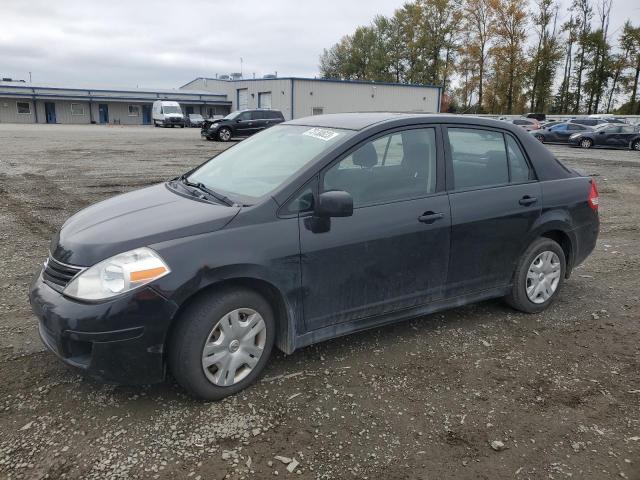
[29, 271, 179, 384]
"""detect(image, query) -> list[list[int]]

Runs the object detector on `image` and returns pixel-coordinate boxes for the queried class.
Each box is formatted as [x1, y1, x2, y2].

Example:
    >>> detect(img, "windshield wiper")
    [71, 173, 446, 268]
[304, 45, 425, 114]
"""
[179, 174, 235, 206]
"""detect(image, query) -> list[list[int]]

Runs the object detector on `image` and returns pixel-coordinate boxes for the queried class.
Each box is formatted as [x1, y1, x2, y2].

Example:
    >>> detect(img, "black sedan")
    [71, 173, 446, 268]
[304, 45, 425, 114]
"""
[30, 113, 599, 400]
[568, 123, 640, 150]
[532, 122, 592, 144]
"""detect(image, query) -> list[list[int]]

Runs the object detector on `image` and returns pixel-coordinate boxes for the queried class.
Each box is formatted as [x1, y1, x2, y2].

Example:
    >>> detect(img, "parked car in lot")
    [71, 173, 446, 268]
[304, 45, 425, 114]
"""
[568, 123, 640, 150]
[152, 100, 185, 128]
[509, 118, 541, 131]
[524, 112, 546, 122]
[202, 109, 285, 141]
[532, 122, 592, 144]
[30, 113, 599, 400]
[540, 120, 564, 129]
[185, 114, 205, 128]
[568, 117, 618, 127]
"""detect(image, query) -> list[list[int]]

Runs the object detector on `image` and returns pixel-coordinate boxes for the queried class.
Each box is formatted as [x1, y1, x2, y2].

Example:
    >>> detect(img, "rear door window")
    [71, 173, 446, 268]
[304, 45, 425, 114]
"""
[448, 128, 509, 189]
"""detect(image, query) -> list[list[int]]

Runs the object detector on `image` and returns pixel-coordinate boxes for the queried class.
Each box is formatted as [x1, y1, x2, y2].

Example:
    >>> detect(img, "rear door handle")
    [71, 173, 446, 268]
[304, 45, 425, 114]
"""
[519, 195, 538, 206]
[418, 212, 444, 224]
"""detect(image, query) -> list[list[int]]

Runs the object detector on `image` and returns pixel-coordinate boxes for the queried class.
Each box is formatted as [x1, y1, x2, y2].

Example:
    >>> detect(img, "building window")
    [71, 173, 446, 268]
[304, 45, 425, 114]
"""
[258, 92, 272, 109]
[312, 107, 324, 115]
[16, 102, 31, 114]
[128, 105, 140, 116]
[70, 103, 85, 115]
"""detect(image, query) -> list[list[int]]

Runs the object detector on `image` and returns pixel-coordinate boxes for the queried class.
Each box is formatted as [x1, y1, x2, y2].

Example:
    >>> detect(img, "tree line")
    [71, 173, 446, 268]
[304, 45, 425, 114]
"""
[318, 0, 640, 115]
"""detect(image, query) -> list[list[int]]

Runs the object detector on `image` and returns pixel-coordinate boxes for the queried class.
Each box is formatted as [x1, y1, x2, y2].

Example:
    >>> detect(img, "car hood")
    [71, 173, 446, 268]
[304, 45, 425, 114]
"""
[51, 183, 240, 266]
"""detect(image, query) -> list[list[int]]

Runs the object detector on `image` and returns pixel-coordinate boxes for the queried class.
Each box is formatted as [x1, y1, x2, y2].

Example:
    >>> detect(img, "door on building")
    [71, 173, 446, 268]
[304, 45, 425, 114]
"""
[142, 105, 152, 125]
[258, 92, 272, 109]
[237, 89, 248, 111]
[98, 104, 109, 124]
[44, 102, 57, 124]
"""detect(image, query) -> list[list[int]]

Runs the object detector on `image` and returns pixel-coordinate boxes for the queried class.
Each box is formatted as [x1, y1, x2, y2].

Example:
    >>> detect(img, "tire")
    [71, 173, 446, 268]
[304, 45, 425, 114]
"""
[218, 127, 232, 142]
[180, 125, 184, 128]
[580, 138, 593, 149]
[534, 134, 545, 143]
[154, 122, 159, 128]
[168, 287, 275, 401]
[505, 237, 566, 314]
[631, 139, 640, 151]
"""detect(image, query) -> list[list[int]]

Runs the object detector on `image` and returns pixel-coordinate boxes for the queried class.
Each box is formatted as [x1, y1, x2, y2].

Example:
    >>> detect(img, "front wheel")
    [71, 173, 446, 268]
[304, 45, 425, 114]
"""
[505, 237, 566, 313]
[580, 138, 593, 149]
[631, 139, 640, 151]
[218, 127, 232, 142]
[168, 288, 275, 400]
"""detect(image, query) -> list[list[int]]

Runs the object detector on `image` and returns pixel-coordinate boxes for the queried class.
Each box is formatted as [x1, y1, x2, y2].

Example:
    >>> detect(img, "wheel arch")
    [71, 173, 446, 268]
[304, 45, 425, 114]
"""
[166, 276, 297, 356]
[520, 210, 578, 279]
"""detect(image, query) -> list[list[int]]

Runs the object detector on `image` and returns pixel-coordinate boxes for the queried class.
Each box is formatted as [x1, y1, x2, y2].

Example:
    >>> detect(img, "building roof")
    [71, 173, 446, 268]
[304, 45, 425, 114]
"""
[181, 76, 442, 90]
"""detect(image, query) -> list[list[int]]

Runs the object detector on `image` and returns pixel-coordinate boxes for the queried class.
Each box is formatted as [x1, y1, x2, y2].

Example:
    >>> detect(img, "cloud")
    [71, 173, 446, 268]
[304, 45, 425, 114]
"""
[0, 0, 402, 88]
[1, 0, 635, 90]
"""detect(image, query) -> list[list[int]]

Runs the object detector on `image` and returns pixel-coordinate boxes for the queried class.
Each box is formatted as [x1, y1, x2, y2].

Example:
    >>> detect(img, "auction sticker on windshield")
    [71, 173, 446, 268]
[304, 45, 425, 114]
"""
[302, 128, 340, 141]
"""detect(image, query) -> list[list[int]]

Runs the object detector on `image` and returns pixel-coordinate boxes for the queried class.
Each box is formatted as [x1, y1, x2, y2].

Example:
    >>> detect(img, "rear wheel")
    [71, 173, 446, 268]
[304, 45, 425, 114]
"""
[505, 237, 566, 313]
[631, 139, 640, 151]
[580, 138, 593, 149]
[168, 288, 275, 401]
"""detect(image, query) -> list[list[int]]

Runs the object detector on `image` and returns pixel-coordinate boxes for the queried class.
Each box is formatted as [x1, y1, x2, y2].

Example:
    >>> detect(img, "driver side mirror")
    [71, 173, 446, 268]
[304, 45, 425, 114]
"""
[315, 190, 353, 218]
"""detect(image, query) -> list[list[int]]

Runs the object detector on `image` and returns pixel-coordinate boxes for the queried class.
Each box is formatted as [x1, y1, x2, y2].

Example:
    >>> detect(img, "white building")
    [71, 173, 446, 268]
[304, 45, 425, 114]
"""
[0, 81, 230, 125]
[180, 77, 441, 120]
[0, 76, 441, 124]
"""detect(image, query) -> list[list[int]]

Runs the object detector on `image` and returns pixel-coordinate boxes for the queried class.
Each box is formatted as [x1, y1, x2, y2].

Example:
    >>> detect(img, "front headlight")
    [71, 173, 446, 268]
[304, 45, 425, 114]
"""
[64, 247, 170, 301]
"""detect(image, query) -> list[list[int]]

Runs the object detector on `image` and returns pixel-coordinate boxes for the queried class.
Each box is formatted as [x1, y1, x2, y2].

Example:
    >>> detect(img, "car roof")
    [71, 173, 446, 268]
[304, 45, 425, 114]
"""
[285, 112, 518, 131]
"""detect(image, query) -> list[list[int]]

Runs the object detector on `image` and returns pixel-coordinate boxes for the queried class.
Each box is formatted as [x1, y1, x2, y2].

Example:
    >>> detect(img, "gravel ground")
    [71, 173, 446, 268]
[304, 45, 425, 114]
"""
[0, 124, 639, 480]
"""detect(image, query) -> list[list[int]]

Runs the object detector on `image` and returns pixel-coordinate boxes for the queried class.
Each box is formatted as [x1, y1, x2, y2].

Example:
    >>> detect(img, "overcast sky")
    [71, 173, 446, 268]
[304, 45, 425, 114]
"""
[1, 0, 638, 90]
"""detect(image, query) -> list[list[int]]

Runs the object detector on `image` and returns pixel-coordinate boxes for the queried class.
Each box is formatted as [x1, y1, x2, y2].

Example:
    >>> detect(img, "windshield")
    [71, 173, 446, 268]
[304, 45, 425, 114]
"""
[188, 125, 352, 200]
[223, 111, 241, 120]
[162, 106, 181, 114]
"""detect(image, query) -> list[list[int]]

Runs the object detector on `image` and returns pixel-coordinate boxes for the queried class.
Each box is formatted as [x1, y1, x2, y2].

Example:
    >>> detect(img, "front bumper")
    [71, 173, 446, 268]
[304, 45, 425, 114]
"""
[163, 117, 184, 126]
[29, 271, 179, 384]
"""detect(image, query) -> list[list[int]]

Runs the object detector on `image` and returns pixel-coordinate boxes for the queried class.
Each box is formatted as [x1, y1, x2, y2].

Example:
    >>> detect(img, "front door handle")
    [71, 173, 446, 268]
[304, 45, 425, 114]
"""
[418, 212, 444, 224]
[519, 195, 538, 206]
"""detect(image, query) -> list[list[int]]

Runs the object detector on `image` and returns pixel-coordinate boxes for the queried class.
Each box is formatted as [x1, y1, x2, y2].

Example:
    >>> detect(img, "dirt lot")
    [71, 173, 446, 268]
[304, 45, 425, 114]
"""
[0, 124, 639, 480]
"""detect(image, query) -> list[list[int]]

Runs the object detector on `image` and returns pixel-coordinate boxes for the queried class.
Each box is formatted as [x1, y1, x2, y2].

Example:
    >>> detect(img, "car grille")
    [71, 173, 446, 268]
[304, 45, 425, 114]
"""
[42, 256, 83, 291]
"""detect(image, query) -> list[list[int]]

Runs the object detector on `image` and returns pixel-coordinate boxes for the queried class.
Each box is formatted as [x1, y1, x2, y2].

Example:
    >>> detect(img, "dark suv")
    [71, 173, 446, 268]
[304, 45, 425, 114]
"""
[30, 113, 599, 401]
[202, 109, 285, 141]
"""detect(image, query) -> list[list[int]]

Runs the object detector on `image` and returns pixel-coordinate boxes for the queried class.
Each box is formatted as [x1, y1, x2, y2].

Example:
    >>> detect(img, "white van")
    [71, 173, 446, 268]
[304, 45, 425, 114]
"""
[152, 101, 185, 128]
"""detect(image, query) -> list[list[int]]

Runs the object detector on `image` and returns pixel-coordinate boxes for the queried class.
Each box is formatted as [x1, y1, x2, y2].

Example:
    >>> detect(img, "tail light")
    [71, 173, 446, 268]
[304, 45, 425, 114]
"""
[588, 179, 599, 211]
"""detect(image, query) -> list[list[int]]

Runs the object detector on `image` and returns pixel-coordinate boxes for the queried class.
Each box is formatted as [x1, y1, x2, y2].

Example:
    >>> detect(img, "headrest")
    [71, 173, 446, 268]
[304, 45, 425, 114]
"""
[353, 143, 378, 168]
[402, 143, 429, 171]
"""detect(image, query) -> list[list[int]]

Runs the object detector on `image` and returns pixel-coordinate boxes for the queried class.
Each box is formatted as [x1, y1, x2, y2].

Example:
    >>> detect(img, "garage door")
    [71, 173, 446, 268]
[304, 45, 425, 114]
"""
[237, 89, 248, 111]
[258, 92, 272, 109]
